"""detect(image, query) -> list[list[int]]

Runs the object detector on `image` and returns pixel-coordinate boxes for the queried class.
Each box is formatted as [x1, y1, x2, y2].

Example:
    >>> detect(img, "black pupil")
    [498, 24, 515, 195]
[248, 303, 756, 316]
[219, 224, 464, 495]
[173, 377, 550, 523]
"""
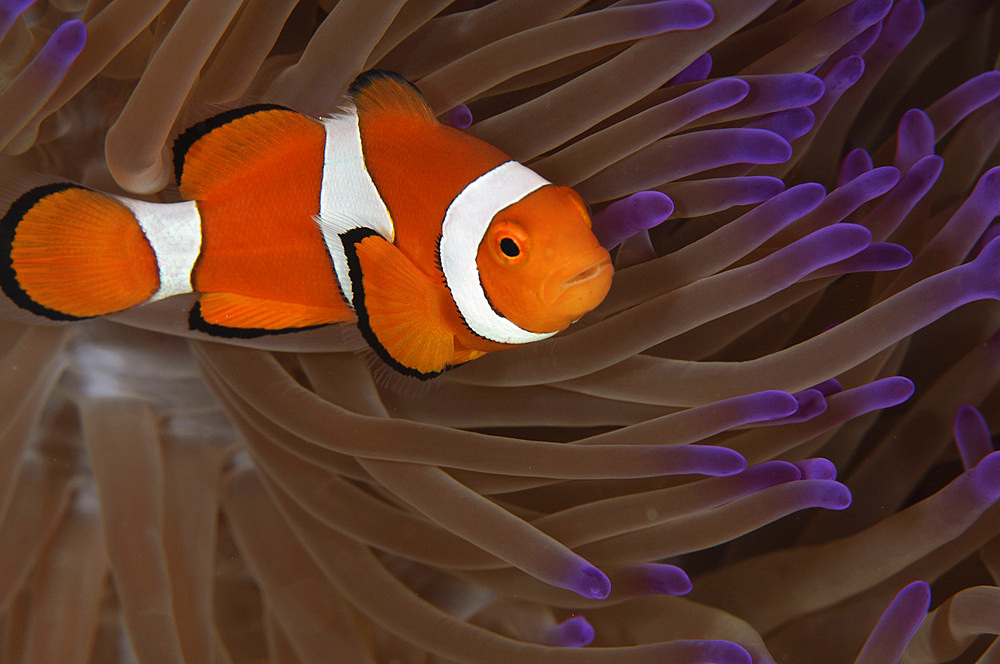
[500, 237, 520, 257]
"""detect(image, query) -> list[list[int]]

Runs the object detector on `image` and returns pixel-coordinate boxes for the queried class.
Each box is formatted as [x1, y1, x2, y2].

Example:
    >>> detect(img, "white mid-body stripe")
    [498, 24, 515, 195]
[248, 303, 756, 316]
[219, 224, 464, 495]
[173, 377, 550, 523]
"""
[115, 197, 202, 302]
[439, 161, 556, 345]
[316, 108, 394, 307]
[315, 112, 557, 345]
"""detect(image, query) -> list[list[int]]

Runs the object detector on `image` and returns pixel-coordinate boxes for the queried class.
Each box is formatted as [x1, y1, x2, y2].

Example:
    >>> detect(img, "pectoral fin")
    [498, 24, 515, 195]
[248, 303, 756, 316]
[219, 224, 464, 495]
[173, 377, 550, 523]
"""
[343, 229, 456, 379]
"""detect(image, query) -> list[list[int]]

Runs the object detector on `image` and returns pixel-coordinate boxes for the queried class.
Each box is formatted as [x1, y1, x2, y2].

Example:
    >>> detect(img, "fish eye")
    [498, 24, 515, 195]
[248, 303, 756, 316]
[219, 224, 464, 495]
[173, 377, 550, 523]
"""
[488, 219, 529, 265]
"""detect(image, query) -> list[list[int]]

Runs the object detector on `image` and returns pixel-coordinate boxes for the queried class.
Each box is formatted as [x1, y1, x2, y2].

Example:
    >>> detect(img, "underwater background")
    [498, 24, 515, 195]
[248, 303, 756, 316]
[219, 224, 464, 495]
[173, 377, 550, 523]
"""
[0, 0, 999, 662]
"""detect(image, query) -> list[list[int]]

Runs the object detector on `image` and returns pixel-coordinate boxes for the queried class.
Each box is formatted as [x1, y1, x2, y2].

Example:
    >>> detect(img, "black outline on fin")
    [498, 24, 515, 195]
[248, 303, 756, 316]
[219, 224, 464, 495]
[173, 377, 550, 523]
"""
[172, 103, 293, 187]
[0, 183, 92, 321]
[348, 69, 427, 103]
[341, 227, 444, 381]
[187, 299, 330, 339]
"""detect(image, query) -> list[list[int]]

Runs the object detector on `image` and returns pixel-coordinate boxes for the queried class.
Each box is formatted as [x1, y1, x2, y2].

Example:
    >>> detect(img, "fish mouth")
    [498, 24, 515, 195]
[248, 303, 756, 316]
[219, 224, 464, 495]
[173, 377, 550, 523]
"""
[563, 261, 612, 288]
[541, 252, 614, 310]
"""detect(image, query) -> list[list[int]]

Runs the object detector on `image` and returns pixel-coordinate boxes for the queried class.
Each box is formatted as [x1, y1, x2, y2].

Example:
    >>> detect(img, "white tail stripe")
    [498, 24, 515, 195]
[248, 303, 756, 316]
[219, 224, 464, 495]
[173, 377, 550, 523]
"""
[317, 108, 394, 307]
[439, 161, 556, 345]
[114, 197, 202, 302]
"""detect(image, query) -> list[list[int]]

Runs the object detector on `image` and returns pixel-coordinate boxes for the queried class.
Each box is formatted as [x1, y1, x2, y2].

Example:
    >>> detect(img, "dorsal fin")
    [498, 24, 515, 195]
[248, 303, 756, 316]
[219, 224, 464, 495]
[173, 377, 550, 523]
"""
[348, 70, 436, 124]
[172, 105, 325, 199]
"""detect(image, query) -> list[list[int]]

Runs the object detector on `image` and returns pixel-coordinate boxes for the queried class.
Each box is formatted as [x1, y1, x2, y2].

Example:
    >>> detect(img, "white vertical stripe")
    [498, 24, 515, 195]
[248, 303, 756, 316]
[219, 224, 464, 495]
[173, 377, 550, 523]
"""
[439, 161, 557, 345]
[316, 108, 394, 307]
[114, 197, 201, 302]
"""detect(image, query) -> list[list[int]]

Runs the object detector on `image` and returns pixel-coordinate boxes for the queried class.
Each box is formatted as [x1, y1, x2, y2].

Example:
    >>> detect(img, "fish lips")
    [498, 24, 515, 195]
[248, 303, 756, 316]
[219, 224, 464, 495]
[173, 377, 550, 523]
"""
[540, 250, 614, 316]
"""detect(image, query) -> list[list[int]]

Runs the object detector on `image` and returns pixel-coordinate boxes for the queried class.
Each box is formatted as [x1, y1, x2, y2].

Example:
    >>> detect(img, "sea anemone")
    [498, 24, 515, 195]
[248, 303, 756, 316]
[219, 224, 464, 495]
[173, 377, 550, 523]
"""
[1, 0, 999, 662]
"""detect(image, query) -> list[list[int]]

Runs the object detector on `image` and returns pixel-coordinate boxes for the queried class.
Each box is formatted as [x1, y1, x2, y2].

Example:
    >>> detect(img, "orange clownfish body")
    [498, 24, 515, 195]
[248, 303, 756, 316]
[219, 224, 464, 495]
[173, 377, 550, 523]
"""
[0, 70, 613, 378]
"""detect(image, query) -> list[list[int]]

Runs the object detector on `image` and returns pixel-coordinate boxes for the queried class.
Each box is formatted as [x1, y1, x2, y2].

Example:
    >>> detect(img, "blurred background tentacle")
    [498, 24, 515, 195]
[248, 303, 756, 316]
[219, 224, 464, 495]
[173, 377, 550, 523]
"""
[1, 1, 999, 662]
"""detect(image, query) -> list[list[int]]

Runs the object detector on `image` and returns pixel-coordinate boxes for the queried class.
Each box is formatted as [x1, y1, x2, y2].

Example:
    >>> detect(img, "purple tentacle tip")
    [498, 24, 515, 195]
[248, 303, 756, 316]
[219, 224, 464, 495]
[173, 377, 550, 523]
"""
[834, 21, 883, 66]
[748, 108, 815, 142]
[821, 242, 912, 276]
[756, 390, 800, 419]
[0, 0, 36, 40]
[839, 148, 874, 186]
[824, 55, 865, 96]
[967, 166, 1000, 219]
[811, 378, 843, 396]
[953, 405, 994, 470]
[882, 0, 924, 49]
[973, 235, 1000, 287]
[753, 73, 825, 111]
[846, 165, 900, 203]
[636, 563, 693, 596]
[700, 640, 753, 664]
[805, 223, 872, 267]
[667, 52, 712, 86]
[972, 222, 1000, 258]
[54, 19, 87, 52]
[700, 447, 748, 476]
[780, 182, 827, 215]
[653, 0, 714, 31]
[856, 581, 931, 663]
[749, 390, 826, 427]
[741, 176, 786, 202]
[576, 565, 612, 600]
[859, 243, 913, 271]
[889, 377, 917, 402]
[851, 0, 893, 26]
[543, 615, 595, 648]
[968, 451, 1000, 502]
[739, 128, 793, 163]
[443, 104, 472, 129]
[788, 389, 828, 423]
[895, 109, 935, 172]
[927, 71, 1000, 138]
[38, 19, 87, 72]
[750, 460, 803, 487]
[817, 481, 853, 510]
[592, 191, 673, 248]
[867, 376, 915, 408]
[0, 0, 36, 15]
[664, 445, 749, 477]
[793, 458, 837, 480]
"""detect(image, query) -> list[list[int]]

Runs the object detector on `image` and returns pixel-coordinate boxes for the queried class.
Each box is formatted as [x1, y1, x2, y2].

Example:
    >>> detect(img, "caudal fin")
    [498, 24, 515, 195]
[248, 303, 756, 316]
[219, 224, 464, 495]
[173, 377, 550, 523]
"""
[0, 183, 159, 320]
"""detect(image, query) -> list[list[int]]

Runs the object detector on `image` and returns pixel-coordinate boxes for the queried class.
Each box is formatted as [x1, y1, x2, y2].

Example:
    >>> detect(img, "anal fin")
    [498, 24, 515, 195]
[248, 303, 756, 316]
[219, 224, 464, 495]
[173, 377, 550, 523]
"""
[190, 292, 348, 338]
[345, 231, 456, 379]
[453, 348, 488, 365]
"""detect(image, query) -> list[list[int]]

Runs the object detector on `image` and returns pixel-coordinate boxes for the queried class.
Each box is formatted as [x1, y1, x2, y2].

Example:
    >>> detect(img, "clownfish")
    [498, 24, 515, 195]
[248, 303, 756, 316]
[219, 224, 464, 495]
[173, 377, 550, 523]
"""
[0, 70, 613, 379]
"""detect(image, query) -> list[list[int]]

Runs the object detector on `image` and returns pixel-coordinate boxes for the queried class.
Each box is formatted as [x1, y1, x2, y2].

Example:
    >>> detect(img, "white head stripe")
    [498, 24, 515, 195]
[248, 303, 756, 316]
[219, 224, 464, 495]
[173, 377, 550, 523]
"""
[439, 161, 557, 345]
[316, 108, 394, 307]
[114, 197, 201, 302]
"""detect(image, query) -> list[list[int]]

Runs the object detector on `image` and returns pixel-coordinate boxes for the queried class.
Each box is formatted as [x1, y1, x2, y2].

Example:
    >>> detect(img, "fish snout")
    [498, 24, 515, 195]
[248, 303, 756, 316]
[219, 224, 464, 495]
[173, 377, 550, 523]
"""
[542, 251, 614, 315]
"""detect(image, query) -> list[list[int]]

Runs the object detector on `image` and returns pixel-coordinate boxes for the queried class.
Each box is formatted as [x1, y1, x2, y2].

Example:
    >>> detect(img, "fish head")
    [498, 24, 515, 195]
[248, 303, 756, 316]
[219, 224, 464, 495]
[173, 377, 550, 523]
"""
[475, 185, 613, 334]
